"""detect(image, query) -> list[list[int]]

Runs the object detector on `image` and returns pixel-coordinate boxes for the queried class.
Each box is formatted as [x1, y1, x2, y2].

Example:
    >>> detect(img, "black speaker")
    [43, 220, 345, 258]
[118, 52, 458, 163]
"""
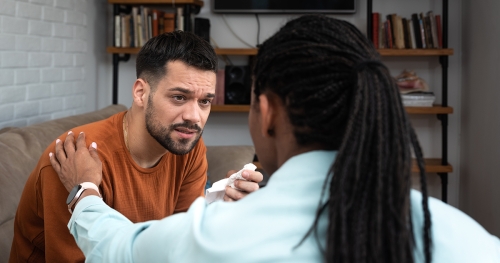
[224, 65, 251, 105]
[194, 18, 210, 43]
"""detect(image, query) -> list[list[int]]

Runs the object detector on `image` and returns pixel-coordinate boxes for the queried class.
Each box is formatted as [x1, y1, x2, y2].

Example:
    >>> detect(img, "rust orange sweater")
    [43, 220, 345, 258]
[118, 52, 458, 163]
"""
[9, 111, 207, 262]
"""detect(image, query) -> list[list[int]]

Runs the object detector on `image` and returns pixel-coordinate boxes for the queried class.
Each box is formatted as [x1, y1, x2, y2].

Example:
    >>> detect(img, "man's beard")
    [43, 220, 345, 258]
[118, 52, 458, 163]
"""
[145, 97, 203, 155]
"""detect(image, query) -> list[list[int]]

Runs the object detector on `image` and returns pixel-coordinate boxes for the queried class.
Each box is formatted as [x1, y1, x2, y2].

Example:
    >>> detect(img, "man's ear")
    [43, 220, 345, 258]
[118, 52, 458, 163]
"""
[258, 94, 275, 137]
[132, 79, 149, 107]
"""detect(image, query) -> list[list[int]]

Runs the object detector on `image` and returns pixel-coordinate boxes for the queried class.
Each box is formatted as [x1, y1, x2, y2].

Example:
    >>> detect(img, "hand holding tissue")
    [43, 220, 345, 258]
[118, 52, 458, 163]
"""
[205, 163, 257, 204]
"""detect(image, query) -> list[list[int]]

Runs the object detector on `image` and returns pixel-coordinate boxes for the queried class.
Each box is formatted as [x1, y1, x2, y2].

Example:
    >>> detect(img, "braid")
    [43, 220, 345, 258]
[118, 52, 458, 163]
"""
[410, 128, 433, 263]
[254, 15, 432, 263]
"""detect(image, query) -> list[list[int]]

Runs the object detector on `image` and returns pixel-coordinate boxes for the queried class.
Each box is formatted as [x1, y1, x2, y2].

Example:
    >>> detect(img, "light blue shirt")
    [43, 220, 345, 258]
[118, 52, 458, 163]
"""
[69, 151, 500, 262]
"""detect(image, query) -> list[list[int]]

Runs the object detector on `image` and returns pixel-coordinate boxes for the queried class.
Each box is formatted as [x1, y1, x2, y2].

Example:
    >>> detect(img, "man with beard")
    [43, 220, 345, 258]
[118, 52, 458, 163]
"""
[9, 31, 262, 263]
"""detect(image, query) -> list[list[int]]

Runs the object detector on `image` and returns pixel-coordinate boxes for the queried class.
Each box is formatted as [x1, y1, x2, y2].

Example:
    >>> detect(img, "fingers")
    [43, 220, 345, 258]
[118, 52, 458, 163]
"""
[49, 151, 61, 174]
[54, 132, 72, 164]
[223, 186, 244, 201]
[222, 170, 262, 202]
[63, 131, 76, 157]
[76, 132, 102, 167]
[76, 131, 87, 151]
[223, 178, 260, 202]
[89, 142, 101, 165]
[233, 179, 260, 193]
[241, 170, 263, 183]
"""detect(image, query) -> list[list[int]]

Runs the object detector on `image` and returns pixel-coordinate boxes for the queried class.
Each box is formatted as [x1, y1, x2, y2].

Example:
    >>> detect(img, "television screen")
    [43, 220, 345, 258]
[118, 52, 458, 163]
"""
[212, 0, 356, 14]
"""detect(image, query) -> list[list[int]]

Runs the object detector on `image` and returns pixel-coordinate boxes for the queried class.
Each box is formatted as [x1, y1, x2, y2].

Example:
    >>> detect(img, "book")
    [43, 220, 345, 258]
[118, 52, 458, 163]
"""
[428, 11, 440, 49]
[138, 7, 152, 44]
[152, 10, 159, 37]
[421, 13, 432, 48]
[402, 17, 410, 49]
[379, 24, 385, 48]
[372, 12, 380, 48]
[132, 7, 139, 47]
[121, 14, 131, 48]
[384, 20, 393, 49]
[148, 14, 152, 40]
[436, 15, 443, 48]
[426, 13, 434, 48]
[401, 92, 435, 107]
[164, 13, 175, 33]
[408, 18, 416, 49]
[411, 13, 423, 48]
[176, 7, 184, 31]
[394, 15, 405, 49]
[114, 14, 121, 47]
[418, 16, 426, 49]
[388, 14, 397, 48]
[137, 10, 143, 46]
[129, 13, 135, 47]
[140, 6, 148, 45]
[159, 16, 164, 34]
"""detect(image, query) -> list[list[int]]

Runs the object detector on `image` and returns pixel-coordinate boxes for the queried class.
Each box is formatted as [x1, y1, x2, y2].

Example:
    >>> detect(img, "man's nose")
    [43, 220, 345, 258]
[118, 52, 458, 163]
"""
[181, 101, 202, 124]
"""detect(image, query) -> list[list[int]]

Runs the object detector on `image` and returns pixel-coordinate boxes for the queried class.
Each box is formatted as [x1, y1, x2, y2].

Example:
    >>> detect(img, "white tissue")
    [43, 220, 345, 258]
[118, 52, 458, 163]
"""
[205, 163, 257, 204]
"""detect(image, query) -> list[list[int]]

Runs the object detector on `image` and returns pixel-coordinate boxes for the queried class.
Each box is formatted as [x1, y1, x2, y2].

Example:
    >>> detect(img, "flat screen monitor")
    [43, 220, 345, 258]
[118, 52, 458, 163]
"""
[212, 0, 356, 14]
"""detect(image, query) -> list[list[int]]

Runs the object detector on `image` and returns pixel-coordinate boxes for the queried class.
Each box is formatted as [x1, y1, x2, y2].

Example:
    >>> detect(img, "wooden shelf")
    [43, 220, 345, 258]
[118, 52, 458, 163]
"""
[211, 105, 452, 115]
[211, 105, 250, 112]
[107, 47, 454, 57]
[108, 0, 203, 6]
[107, 47, 260, 56]
[412, 158, 452, 173]
[377, 48, 454, 56]
[215, 48, 258, 56]
[107, 47, 140, 54]
[405, 105, 453, 114]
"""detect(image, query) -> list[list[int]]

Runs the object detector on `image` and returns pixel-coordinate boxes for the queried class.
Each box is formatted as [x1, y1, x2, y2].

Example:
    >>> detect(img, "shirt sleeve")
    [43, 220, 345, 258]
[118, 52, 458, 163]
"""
[68, 196, 209, 263]
[37, 165, 86, 262]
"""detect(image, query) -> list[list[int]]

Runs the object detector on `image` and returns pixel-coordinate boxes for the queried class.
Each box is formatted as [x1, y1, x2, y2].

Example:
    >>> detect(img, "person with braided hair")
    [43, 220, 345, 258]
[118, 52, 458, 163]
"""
[48, 15, 500, 262]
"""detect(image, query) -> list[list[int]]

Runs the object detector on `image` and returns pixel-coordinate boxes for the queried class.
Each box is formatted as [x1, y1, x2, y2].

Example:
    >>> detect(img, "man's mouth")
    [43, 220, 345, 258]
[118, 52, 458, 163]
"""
[175, 127, 197, 134]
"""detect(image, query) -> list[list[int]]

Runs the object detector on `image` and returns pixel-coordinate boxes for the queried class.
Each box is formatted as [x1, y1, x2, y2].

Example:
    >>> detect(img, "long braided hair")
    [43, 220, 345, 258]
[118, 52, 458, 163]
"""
[253, 15, 432, 263]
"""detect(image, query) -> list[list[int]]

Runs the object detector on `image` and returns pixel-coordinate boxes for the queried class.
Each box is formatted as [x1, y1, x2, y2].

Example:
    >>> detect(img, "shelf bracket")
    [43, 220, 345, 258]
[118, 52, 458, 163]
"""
[112, 53, 131, 105]
[192, 4, 201, 14]
[436, 114, 448, 125]
[438, 173, 448, 203]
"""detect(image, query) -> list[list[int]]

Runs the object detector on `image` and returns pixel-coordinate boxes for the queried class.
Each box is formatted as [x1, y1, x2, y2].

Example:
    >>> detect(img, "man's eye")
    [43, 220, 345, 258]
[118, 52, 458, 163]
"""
[200, 99, 211, 105]
[173, 95, 185, 101]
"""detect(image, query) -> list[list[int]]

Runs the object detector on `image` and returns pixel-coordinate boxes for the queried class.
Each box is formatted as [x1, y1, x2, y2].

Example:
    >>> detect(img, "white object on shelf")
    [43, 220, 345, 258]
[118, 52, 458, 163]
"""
[401, 92, 435, 107]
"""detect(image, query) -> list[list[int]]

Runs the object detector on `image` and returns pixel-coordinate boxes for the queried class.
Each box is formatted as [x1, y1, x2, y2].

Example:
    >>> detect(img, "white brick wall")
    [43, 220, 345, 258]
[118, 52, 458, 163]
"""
[0, 0, 90, 128]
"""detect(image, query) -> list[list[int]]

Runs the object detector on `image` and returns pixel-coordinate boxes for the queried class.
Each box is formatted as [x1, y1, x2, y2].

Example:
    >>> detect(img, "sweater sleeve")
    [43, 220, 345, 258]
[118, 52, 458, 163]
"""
[37, 164, 86, 262]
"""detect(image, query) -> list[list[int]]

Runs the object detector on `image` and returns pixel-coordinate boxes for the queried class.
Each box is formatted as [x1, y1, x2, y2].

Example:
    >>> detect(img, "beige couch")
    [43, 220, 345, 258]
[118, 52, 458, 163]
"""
[0, 104, 255, 262]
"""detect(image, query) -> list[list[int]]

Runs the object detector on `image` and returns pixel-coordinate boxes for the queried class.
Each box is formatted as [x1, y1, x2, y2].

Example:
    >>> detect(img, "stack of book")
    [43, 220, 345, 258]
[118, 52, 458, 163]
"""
[372, 11, 442, 49]
[114, 6, 185, 48]
[401, 92, 436, 107]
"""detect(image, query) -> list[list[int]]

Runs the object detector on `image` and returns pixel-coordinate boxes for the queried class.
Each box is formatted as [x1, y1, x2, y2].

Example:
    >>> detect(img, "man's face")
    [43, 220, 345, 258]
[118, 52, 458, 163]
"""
[145, 60, 216, 155]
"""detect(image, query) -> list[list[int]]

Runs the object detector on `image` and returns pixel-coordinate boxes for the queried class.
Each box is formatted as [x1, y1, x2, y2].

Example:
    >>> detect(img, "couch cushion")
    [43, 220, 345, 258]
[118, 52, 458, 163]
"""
[0, 104, 126, 262]
[206, 145, 255, 183]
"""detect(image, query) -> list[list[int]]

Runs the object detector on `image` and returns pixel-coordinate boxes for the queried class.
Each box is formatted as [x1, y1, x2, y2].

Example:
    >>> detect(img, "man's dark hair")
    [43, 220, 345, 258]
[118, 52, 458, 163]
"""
[136, 31, 218, 90]
[253, 15, 432, 263]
